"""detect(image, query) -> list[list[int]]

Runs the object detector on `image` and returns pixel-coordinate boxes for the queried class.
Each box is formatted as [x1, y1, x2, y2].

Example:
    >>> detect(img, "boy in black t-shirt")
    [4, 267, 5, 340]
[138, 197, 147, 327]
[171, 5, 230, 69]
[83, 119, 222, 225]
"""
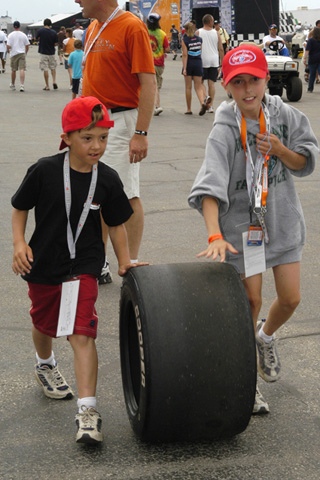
[11, 96, 147, 445]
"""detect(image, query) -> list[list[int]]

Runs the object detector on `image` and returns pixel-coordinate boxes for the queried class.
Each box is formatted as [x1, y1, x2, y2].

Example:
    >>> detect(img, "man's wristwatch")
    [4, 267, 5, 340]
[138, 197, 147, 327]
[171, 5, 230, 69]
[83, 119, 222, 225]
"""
[134, 130, 148, 136]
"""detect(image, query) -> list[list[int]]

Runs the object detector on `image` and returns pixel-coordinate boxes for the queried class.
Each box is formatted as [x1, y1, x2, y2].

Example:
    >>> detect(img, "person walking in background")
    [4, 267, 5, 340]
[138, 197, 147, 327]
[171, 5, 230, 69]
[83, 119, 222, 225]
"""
[304, 26, 320, 93]
[68, 39, 83, 99]
[169, 24, 180, 60]
[6, 21, 29, 92]
[0, 28, 8, 73]
[182, 22, 207, 116]
[214, 19, 229, 53]
[307, 19, 320, 84]
[63, 28, 75, 89]
[36, 18, 59, 91]
[73, 23, 84, 40]
[196, 14, 224, 114]
[147, 13, 170, 116]
[57, 26, 66, 65]
[76, 0, 156, 284]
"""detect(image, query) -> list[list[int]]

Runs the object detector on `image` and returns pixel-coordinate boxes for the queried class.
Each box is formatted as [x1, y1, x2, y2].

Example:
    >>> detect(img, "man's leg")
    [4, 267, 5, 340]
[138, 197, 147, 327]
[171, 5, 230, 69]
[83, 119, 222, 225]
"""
[100, 109, 144, 269]
[51, 68, 56, 85]
[125, 197, 144, 260]
[11, 69, 16, 85]
[101, 196, 143, 262]
[19, 69, 25, 86]
[155, 86, 160, 108]
[44, 70, 49, 88]
[207, 79, 216, 105]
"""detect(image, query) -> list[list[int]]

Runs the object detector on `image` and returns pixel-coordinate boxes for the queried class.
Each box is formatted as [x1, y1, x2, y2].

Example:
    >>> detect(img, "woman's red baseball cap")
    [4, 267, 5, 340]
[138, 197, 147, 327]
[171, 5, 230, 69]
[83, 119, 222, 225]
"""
[222, 45, 268, 85]
[60, 96, 114, 150]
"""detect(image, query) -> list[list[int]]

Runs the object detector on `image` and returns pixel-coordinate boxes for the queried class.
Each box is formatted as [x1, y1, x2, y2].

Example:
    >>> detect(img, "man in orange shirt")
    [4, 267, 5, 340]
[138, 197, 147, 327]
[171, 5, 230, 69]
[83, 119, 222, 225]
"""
[76, 0, 156, 283]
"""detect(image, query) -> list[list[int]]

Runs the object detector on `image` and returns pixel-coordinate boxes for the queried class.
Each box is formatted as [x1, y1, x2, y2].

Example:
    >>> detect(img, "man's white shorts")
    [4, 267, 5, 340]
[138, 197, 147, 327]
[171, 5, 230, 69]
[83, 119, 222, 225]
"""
[103, 108, 140, 200]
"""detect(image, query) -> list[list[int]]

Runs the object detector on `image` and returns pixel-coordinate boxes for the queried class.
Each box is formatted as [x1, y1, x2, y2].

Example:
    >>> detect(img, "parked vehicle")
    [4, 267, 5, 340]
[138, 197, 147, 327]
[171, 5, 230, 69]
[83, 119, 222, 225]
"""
[266, 40, 303, 102]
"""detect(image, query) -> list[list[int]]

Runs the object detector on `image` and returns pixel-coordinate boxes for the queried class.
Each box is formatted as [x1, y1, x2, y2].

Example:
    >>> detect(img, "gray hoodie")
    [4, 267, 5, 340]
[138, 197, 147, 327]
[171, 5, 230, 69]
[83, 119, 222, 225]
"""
[188, 94, 318, 273]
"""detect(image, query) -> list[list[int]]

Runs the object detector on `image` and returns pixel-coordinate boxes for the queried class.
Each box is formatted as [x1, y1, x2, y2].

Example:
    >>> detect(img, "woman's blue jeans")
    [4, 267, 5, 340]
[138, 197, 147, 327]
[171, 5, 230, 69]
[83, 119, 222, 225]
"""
[308, 63, 320, 92]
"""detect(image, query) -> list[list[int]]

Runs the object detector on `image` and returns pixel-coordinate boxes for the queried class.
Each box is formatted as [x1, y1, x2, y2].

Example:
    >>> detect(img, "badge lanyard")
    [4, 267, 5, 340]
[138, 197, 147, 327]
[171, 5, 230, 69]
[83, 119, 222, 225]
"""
[63, 152, 98, 260]
[235, 103, 271, 243]
[82, 6, 120, 70]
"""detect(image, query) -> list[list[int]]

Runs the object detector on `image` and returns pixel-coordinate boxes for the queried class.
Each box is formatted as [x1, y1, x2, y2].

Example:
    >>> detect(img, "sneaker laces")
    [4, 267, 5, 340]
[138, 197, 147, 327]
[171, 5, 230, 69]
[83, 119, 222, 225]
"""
[46, 365, 67, 388]
[78, 406, 98, 428]
[261, 339, 277, 366]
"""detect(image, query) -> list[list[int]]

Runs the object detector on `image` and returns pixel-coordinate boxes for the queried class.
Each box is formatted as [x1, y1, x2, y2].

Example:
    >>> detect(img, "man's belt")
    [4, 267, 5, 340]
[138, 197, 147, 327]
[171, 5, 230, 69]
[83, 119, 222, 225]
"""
[110, 106, 135, 114]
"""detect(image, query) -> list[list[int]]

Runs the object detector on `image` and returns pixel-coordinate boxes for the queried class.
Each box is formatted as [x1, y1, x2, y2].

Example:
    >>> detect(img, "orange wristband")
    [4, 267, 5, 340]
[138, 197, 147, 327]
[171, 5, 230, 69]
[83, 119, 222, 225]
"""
[208, 234, 223, 244]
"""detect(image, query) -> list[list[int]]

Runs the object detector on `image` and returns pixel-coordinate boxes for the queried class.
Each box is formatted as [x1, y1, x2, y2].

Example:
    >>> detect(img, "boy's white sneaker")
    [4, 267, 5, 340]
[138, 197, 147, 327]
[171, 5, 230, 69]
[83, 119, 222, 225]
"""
[20, 85, 25, 92]
[75, 406, 103, 444]
[10, 83, 15, 90]
[35, 363, 74, 399]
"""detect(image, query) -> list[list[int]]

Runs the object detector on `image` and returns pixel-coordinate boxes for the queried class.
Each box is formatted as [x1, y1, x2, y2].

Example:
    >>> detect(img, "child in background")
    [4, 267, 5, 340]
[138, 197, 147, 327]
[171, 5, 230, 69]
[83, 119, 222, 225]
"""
[63, 27, 75, 88]
[68, 39, 83, 99]
[12, 96, 147, 444]
[188, 45, 318, 414]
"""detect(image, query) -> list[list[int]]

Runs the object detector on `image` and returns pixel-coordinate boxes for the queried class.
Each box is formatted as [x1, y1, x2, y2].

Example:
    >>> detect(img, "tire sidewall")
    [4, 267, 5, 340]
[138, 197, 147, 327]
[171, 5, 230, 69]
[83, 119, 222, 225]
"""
[120, 274, 149, 438]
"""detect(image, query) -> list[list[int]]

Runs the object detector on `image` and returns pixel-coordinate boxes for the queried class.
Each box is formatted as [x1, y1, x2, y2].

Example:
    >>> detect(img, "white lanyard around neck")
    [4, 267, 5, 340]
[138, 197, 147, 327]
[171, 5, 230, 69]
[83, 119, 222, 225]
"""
[82, 6, 120, 69]
[63, 152, 98, 259]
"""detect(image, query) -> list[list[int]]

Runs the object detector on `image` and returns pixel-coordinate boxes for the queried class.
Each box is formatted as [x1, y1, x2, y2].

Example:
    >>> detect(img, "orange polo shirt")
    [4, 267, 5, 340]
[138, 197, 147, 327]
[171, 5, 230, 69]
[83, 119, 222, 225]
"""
[82, 12, 155, 109]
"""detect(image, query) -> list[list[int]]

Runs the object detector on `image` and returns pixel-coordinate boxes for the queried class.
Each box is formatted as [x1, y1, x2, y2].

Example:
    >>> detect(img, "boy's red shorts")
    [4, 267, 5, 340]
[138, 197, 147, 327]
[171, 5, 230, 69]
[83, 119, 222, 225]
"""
[28, 274, 99, 339]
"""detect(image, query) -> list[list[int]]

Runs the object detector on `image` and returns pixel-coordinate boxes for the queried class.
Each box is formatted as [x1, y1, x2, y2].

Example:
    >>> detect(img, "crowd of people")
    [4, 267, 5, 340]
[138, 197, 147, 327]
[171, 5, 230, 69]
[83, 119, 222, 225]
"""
[7, 2, 320, 448]
[0, 19, 86, 94]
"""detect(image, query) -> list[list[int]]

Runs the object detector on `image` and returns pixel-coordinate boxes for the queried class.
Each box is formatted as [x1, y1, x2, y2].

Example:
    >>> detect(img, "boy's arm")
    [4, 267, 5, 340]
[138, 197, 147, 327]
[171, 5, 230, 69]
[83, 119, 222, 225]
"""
[256, 133, 306, 170]
[108, 224, 148, 276]
[12, 208, 33, 275]
[197, 197, 238, 263]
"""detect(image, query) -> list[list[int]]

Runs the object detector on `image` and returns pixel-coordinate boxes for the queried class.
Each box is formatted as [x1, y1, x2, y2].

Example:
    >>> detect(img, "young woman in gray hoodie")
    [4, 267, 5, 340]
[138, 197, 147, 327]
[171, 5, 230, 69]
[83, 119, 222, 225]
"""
[188, 45, 318, 414]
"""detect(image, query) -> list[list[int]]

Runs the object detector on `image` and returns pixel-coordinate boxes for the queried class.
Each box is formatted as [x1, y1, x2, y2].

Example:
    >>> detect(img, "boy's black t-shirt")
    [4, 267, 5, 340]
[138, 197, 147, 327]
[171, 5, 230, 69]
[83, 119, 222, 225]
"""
[11, 153, 133, 285]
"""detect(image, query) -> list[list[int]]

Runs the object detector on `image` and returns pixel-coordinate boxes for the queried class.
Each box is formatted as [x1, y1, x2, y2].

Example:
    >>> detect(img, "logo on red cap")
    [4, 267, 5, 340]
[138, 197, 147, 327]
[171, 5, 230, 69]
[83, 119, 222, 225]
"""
[229, 50, 256, 67]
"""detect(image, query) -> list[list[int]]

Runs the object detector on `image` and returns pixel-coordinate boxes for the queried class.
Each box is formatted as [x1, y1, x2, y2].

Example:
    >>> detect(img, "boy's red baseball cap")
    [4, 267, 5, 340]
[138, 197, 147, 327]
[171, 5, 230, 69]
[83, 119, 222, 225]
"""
[222, 45, 268, 85]
[60, 96, 114, 150]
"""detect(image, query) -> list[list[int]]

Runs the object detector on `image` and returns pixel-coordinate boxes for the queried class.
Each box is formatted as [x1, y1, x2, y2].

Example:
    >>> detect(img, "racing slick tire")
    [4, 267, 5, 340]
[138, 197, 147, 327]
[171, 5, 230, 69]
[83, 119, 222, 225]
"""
[119, 263, 256, 442]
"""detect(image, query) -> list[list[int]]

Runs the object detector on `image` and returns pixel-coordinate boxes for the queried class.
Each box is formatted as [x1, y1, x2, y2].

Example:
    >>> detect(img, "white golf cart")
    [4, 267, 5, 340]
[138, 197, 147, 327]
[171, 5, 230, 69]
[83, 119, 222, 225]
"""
[266, 40, 303, 102]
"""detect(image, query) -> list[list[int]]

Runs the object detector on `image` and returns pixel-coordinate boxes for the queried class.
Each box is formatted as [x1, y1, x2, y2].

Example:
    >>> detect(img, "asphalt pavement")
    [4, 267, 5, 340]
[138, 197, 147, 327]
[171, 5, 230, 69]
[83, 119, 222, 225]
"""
[0, 46, 319, 480]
